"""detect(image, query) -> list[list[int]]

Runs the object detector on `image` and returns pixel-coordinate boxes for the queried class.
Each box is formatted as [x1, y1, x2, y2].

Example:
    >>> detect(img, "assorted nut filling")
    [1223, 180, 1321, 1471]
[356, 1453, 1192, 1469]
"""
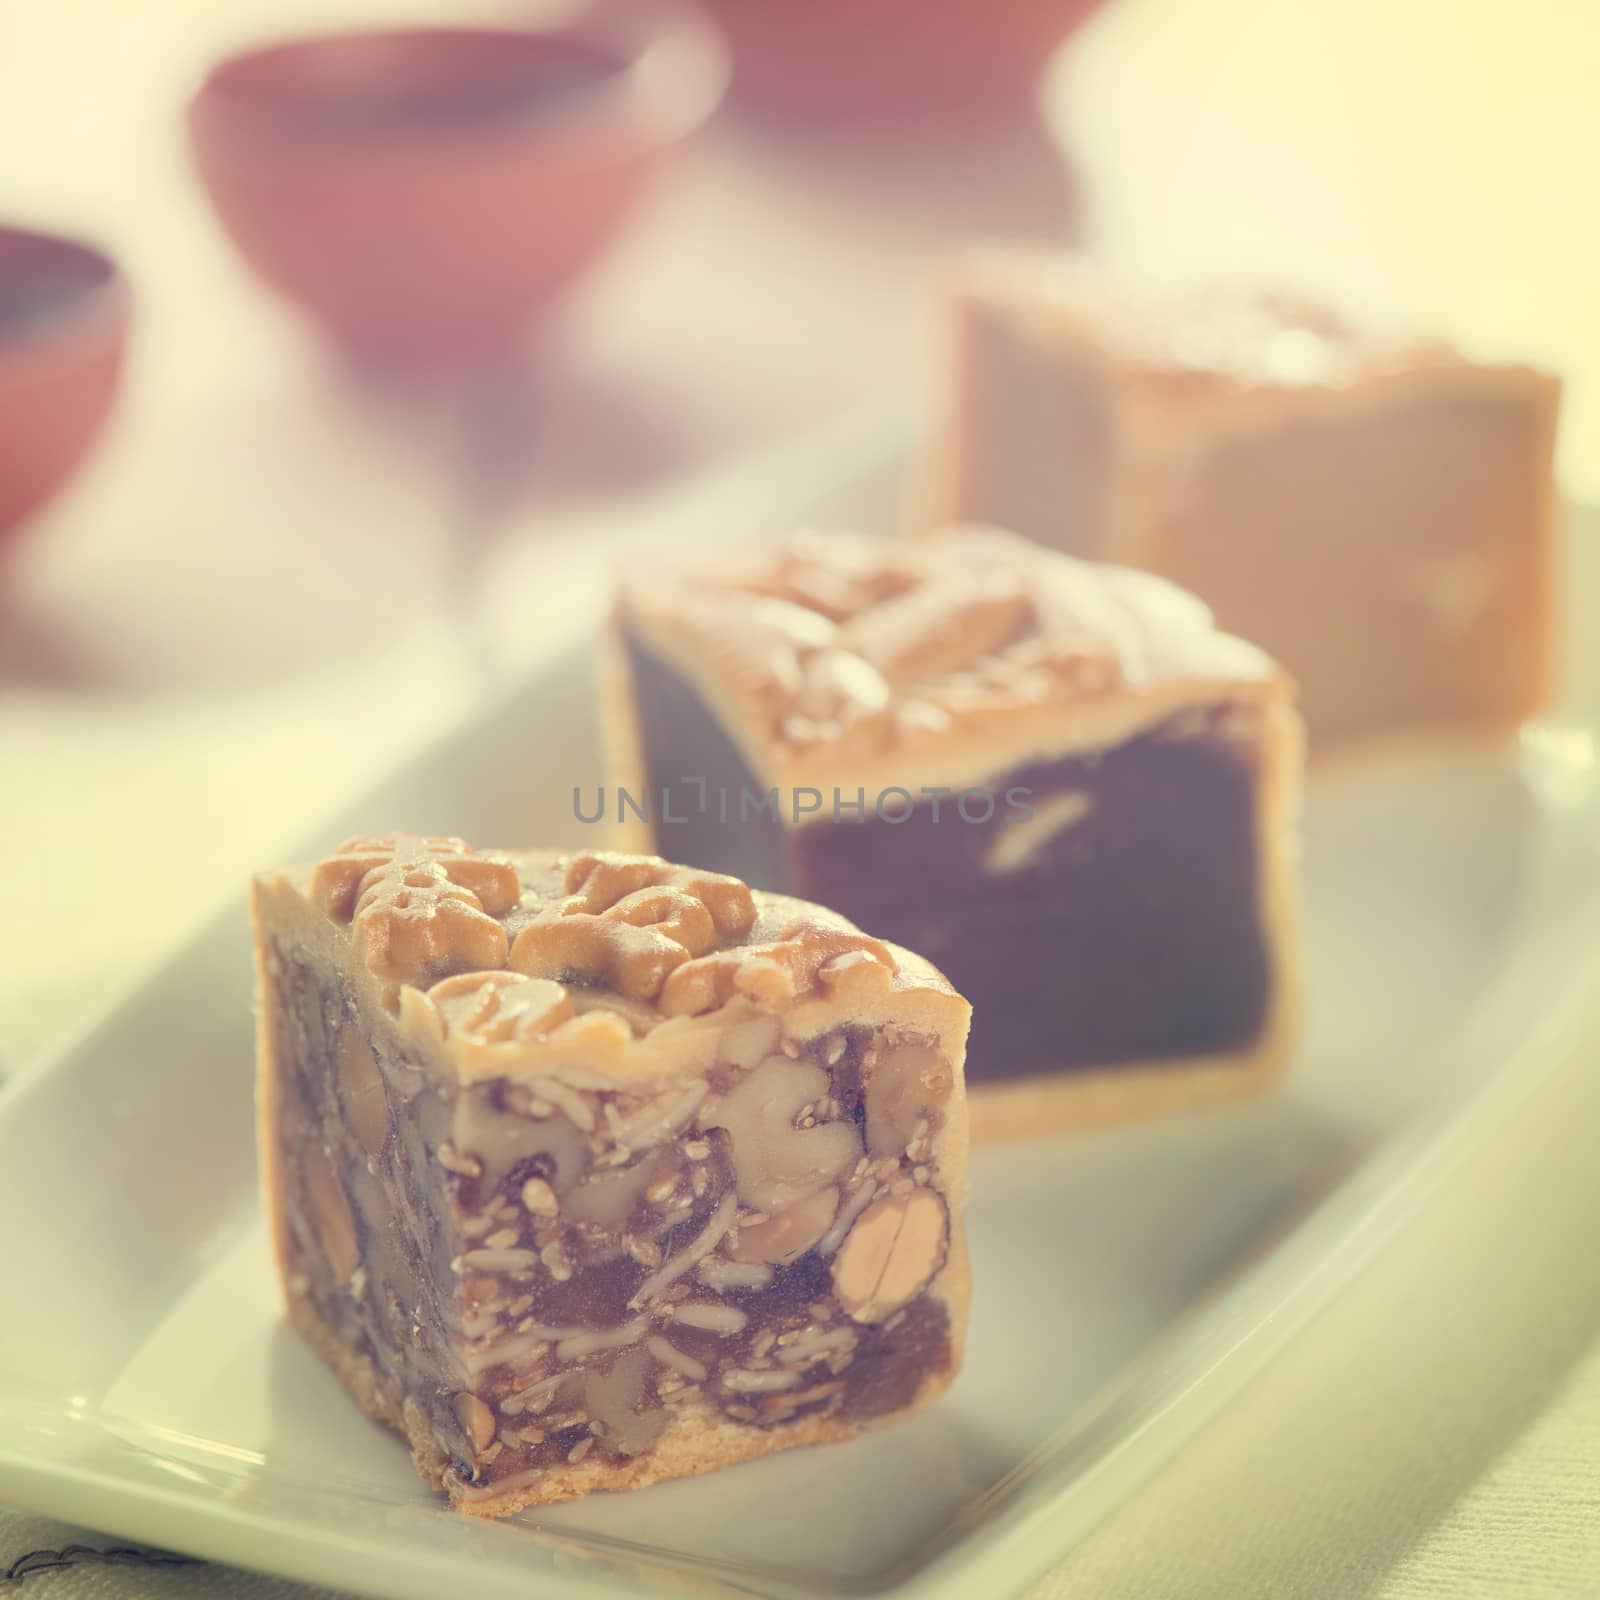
[272, 950, 461, 1439]
[269, 943, 957, 1497]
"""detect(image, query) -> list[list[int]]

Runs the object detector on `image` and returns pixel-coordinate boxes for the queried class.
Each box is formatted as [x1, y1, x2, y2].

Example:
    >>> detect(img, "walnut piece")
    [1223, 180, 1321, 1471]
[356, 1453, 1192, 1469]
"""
[702, 1056, 861, 1213]
[311, 835, 520, 922]
[508, 915, 686, 999]
[831, 1189, 948, 1324]
[561, 852, 756, 942]
[719, 1013, 782, 1070]
[313, 836, 517, 988]
[660, 925, 893, 1018]
[864, 1043, 953, 1158]
[584, 1349, 666, 1459]
[601, 885, 719, 956]
[506, 853, 760, 1001]
[455, 1088, 591, 1193]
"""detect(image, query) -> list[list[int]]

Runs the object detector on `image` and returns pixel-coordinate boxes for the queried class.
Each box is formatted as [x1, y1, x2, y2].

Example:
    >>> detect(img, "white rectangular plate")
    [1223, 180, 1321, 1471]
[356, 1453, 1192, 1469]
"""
[3, 419, 1598, 1600]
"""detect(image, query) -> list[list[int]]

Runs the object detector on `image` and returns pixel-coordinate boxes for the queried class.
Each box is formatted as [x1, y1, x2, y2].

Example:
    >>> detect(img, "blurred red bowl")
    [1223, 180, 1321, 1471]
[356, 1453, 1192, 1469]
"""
[701, 0, 1102, 116]
[0, 226, 128, 540]
[187, 3, 727, 359]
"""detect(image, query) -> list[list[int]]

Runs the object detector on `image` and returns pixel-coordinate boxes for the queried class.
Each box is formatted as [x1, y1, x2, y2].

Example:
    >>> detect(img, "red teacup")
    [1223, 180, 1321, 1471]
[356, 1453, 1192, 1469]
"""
[188, 3, 727, 358]
[699, 0, 1103, 117]
[0, 226, 128, 539]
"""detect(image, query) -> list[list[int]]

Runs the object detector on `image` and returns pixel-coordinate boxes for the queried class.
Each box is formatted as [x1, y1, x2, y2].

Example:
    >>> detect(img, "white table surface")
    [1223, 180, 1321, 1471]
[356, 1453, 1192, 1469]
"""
[3, 0, 1598, 1593]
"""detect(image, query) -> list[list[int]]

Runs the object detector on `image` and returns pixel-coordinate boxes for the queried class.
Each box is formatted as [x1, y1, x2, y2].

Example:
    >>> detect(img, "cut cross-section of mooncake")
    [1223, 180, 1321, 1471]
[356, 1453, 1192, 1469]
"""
[923, 250, 1563, 752]
[608, 526, 1303, 1139]
[252, 837, 971, 1514]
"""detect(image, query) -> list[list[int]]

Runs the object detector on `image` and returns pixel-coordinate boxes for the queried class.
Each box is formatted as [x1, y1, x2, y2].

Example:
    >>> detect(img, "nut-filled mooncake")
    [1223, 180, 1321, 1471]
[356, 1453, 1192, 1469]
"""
[253, 837, 971, 1513]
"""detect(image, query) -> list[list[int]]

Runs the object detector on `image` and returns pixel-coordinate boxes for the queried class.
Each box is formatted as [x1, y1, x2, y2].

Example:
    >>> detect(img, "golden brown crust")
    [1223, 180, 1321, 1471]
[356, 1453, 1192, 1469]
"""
[258, 840, 970, 1091]
[618, 526, 1291, 799]
[252, 880, 294, 1302]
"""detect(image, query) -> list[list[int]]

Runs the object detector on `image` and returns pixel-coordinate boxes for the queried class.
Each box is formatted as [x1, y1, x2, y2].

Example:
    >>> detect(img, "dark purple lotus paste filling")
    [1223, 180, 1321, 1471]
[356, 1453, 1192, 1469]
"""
[621, 630, 790, 892]
[623, 630, 1270, 1081]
